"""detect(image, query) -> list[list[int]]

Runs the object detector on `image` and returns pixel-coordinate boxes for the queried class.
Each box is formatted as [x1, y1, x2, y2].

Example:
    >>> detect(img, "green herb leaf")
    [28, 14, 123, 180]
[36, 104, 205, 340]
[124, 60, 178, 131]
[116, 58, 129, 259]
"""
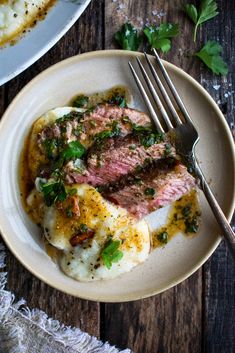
[43, 139, 59, 159]
[101, 239, 123, 269]
[185, 217, 199, 233]
[143, 23, 179, 53]
[184, 4, 198, 24]
[107, 94, 127, 108]
[62, 141, 86, 161]
[72, 95, 89, 108]
[68, 188, 77, 196]
[144, 187, 155, 196]
[132, 124, 164, 148]
[184, 0, 218, 41]
[94, 121, 121, 143]
[114, 23, 142, 51]
[157, 231, 168, 244]
[80, 223, 88, 233]
[40, 180, 67, 207]
[195, 40, 228, 75]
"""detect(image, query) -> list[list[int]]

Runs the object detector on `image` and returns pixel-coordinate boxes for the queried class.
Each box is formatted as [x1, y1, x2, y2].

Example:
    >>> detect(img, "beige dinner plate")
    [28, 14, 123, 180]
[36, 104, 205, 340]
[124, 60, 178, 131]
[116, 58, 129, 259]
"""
[0, 50, 234, 302]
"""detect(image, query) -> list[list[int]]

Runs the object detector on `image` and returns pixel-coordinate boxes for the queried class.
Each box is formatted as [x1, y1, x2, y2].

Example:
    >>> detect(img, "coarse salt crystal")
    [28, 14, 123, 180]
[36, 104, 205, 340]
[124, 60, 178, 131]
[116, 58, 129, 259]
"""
[152, 10, 158, 16]
[213, 84, 220, 90]
[117, 3, 125, 10]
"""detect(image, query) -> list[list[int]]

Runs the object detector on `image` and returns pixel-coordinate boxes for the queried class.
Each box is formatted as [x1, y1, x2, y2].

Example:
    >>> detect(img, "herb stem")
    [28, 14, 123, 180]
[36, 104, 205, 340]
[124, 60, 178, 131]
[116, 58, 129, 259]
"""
[193, 24, 198, 42]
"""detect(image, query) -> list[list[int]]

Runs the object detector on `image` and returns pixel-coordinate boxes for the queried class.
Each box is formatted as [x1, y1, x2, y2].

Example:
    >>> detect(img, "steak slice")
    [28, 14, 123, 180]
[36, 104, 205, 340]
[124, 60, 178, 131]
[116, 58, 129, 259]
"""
[65, 135, 176, 186]
[105, 163, 197, 219]
[38, 104, 151, 152]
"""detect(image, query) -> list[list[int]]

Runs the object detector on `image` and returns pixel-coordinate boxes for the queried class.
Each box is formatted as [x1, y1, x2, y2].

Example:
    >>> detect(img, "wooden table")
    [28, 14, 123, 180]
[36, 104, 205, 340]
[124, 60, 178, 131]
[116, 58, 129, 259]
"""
[0, 1, 234, 352]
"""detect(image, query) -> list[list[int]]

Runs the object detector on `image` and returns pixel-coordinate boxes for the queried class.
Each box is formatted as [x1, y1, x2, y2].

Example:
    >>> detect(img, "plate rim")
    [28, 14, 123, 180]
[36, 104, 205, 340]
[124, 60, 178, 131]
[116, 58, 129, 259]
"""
[0, 0, 91, 86]
[0, 49, 234, 302]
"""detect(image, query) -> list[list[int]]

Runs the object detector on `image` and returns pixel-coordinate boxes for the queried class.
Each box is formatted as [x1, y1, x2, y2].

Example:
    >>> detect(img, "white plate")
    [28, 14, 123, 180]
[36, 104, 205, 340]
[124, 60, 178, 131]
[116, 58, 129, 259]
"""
[0, 50, 234, 302]
[0, 0, 91, 86]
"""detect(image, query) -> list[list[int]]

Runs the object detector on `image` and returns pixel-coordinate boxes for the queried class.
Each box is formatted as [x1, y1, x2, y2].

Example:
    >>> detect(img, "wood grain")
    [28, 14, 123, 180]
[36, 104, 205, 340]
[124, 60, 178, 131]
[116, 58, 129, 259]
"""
[1, 0, 105, 337]
[0, 0, 234, 351]
[200, 1, 235, 352]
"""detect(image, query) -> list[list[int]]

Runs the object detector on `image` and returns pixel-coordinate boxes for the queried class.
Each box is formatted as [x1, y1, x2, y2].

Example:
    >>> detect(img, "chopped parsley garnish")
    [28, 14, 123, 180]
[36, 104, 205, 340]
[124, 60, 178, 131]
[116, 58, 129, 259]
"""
[68, 188, 77, 196]
[195, 41, 228, 75]
[40, 180, 67, 207]
[132, 123, 164, 148]
[61, 141, 86, 161]
[56, 111, 83, 124]
[114, 23, 142, 51]
[101, 239, 123, 269]
[144, 23, 179, 53]
[185, 217, 199, 233]
[129, 144, 137, 150]
[66, 207, 73, 218]
[182, 205, 191, 218]
[157, 231, 169, 244]
[43, 139, 59, 159]
[107, 94, 127, 108]
[89, 120, 97, 127]
[80, 223, 88, 233]
[72, 95, 89, 108]
[164, 143, 172, 157]
[184, 0, 218, 42]
[122, 116, 131, 124]
[144, 187, 155, 196]
[94, 121, 121, 143]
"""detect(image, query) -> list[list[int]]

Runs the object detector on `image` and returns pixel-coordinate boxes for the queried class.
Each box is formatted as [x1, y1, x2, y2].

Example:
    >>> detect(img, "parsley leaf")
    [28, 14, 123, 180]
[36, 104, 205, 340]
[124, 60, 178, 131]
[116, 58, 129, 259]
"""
[61, 141, 86, 161]
[144, 23, 179, 53]
[94, 121, 121, 143]
[40, 180, 67, 207]
[132, 123, 164, 148]
[184, 0, 218, 41]
[101, 239, 123, 269]
[144, 187, 155, 196]
[157, 231, 168, 244]
[107, 94, 127, 108]
[114, 23, 142, 51]
[195, 40, 228, 75]
[72, 95, 89, 108]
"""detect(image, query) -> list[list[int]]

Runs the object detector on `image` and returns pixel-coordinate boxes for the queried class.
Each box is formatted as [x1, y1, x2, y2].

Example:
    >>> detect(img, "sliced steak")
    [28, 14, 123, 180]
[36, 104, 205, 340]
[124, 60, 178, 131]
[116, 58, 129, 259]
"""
[38, 104, 151, 154]
[105, 163, 197, 219]
[65, 135, 176, 186]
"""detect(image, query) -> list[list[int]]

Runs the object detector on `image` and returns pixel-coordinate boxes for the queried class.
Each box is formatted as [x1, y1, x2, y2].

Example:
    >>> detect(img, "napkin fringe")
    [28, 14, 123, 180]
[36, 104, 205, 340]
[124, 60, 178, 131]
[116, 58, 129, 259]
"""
[0, 244, 132, 353]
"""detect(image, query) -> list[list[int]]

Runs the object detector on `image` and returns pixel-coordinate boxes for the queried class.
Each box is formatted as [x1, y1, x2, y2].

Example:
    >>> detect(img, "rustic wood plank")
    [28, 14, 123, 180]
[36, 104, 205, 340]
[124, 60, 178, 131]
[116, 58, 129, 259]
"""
[200, 1, 235, 352]
[1, 0, 105, 337]
[103, 1, 202, 352]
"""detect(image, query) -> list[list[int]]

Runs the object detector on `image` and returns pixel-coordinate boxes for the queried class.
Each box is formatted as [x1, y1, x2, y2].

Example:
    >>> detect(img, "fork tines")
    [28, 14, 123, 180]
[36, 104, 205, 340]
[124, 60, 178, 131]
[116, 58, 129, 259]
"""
[128, 49, 193, 133]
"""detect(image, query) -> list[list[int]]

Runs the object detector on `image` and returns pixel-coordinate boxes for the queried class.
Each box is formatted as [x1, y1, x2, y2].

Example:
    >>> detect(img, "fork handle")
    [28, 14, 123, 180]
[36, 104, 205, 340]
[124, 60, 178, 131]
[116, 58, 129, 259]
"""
[194, 161, 235, 260]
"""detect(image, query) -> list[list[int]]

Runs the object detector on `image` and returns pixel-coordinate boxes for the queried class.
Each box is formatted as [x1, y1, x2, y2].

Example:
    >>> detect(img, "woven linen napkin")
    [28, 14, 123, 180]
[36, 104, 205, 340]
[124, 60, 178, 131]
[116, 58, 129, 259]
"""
[0, 244, 132, 353]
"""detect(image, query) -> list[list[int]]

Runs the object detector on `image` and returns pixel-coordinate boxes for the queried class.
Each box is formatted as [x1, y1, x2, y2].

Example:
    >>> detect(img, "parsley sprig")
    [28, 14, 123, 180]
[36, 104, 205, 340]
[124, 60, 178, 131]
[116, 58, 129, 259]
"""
[61, 141, 86, 161]
[39, 179, 67, 207]
[114, 23, 142, 51]
[101, 239, 123, 269]
[143, 23, 179, 53]
[184, 0, 218, 41]
[195, 40, 228, 75]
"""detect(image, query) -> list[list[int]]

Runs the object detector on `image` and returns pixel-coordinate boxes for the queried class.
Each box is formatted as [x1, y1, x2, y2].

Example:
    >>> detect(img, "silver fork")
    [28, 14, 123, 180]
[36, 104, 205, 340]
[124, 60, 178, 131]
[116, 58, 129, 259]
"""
[129, 48, 235, 260]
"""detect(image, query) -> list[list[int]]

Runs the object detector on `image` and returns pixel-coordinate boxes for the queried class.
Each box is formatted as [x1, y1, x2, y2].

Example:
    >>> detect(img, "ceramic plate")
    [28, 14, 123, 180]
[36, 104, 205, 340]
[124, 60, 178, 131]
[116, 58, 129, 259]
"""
[0, 50, 234, 302]
[0, 0, 91, 86]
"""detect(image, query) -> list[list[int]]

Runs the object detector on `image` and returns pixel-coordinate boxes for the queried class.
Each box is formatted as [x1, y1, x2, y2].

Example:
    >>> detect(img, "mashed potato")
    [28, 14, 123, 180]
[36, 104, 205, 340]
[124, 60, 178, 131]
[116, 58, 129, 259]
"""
[42, 184, 150, 281]
[0, 0, 55, 46]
